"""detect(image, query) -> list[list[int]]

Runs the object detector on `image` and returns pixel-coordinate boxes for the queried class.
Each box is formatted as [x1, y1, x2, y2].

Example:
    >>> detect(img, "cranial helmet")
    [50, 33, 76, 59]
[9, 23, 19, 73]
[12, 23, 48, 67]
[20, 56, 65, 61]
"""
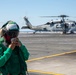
[0, 20, 19, 37]
[0, 20, 20, 44]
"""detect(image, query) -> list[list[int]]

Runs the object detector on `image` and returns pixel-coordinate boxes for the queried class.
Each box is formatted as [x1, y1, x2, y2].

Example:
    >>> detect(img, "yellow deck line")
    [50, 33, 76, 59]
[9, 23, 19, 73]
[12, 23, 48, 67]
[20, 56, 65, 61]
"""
[27, 50, 76, 62]
[27, 50, 76, 75]
[28, 70, 64, 75]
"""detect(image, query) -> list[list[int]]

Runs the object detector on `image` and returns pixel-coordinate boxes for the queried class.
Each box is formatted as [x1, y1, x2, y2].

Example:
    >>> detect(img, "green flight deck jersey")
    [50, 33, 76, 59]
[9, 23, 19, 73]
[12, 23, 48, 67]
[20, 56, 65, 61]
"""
[0, 37, 29, 75]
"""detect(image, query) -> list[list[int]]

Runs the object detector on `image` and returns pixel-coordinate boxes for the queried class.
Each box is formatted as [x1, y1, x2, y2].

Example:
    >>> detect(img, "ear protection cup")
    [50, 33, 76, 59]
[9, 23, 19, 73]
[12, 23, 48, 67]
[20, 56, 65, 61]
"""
[0, 28, 7, 36]
[0, 21, 10, 36]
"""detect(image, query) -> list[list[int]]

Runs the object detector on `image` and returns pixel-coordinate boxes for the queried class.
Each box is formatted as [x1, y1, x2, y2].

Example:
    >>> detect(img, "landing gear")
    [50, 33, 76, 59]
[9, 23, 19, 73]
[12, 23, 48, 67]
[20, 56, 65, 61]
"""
[33, 32, 36, 34]
[70, 31, 74, 34]
[62, 23, 68, 34]
[62, 31, 66, 34]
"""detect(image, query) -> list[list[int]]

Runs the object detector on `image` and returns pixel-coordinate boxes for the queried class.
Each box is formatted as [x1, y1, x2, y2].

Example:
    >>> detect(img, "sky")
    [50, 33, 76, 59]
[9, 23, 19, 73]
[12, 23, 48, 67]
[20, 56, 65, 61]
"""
[0, 0, 76, 31]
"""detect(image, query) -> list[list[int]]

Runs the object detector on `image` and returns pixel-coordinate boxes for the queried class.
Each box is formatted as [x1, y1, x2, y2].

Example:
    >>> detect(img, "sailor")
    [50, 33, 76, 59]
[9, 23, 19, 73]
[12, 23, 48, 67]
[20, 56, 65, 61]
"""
[0, 21, 29, 75]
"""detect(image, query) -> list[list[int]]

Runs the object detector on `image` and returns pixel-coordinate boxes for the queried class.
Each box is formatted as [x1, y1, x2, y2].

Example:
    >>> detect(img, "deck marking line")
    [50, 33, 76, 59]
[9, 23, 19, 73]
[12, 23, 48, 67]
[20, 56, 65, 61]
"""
[28, 70, 64, 75]
[27, 50, 76, 62]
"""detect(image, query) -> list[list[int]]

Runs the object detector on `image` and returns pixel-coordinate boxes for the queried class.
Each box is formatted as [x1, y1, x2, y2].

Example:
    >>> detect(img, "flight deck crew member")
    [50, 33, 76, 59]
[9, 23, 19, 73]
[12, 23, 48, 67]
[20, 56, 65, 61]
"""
[0, 21, 29, 75]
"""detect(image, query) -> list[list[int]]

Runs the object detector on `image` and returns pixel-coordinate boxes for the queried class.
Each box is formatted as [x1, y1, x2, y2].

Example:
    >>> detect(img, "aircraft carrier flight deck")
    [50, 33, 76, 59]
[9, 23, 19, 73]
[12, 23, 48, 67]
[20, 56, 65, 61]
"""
[19, 32, 76, 75]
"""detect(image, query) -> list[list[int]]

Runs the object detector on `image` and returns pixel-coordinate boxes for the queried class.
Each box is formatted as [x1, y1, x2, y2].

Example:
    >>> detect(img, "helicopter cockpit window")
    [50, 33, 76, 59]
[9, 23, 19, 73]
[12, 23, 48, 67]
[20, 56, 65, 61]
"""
[46, 22, 50, 24]
[72, 24, 75, 27]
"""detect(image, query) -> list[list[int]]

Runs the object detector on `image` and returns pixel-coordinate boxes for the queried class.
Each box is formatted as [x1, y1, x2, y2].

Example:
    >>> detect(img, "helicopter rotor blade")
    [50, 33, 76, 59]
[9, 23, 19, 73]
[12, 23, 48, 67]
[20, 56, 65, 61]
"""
[40, 16, 59, 18]
[40, 15, 70, 18]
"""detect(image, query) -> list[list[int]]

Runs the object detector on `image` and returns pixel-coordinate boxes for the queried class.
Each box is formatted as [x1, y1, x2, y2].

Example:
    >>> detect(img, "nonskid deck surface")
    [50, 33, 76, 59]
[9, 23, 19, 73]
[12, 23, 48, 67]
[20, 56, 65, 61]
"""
[19, 33, 76, 75]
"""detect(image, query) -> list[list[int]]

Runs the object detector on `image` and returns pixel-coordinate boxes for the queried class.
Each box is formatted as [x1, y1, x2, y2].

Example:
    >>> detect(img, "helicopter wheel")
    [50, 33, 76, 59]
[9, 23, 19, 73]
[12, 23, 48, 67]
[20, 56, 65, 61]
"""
[62, 31, 66, 34]
[70, 31, 74, 34]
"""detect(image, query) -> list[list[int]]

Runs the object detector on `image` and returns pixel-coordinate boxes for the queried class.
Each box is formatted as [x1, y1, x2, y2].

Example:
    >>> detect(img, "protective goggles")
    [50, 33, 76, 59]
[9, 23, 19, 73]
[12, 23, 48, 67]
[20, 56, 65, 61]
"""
[6, 31, 19, 38]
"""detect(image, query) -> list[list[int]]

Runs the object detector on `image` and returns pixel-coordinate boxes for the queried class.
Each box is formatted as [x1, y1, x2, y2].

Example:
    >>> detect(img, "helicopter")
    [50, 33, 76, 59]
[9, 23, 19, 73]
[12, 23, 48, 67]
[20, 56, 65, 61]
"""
[21, 15, 76, 34]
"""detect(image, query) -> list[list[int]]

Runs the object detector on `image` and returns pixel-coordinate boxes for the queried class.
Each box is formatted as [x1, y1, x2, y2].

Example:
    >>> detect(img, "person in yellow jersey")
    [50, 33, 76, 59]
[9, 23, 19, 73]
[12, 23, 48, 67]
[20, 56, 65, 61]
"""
[0, 21, 30, 75]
